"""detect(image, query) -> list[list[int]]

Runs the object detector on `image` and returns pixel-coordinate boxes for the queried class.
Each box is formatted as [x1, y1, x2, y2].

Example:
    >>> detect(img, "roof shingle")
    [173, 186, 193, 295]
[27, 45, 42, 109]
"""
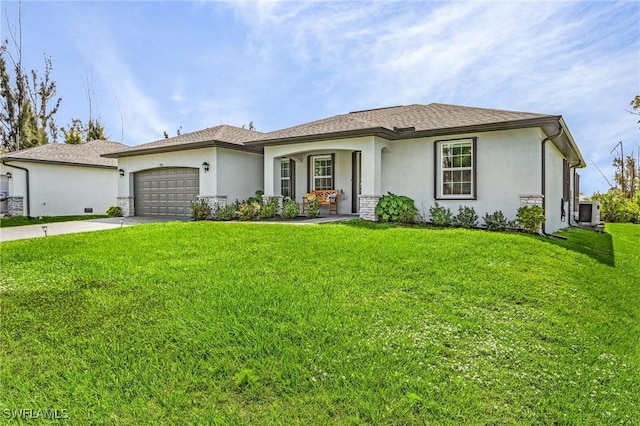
[1, 140, 128, 167]
[253, 103, 554, 142]
[105, 125, 264, 157]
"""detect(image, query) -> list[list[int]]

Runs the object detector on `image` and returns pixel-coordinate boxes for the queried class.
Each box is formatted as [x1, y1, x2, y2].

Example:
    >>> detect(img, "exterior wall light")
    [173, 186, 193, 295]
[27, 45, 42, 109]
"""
[6, 172, 11, 179]
[118, 169, 125, 177]
[202, 162, 210, 172]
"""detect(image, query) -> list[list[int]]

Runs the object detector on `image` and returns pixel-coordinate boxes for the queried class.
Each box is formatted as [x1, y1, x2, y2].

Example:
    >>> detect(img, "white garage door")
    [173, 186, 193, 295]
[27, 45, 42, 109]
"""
[134, 168, 199, 217]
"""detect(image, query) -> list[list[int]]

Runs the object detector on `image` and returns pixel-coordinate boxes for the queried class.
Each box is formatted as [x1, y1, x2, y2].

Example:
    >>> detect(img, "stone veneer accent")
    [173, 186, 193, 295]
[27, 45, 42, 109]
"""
[262, 195, 284, 215]
[359, 194, 382, 221]
[519, 194, 544, 208]
[7, 196, 24, 216]
[197, 195, 227, 218]
[117, 196, 135, 217]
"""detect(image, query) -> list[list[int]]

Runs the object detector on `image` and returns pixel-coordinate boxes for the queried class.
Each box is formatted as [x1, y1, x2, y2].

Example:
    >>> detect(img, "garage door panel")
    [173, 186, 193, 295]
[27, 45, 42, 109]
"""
[134, 167, 199, 217]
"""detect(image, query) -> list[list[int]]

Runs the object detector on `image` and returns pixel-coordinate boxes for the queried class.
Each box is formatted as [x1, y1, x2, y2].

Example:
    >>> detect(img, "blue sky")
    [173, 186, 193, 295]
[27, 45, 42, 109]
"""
[2, 1, 639, 195]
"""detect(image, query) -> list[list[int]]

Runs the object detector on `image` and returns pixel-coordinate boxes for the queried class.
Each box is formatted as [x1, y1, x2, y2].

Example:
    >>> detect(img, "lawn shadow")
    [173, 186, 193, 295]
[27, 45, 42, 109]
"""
[544, 228, 615, 267]
[337, 219, 616, 266]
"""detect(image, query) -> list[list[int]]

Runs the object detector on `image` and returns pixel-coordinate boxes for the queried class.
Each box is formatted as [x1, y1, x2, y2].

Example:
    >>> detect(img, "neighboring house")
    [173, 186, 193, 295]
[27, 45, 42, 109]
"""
[245, 103, 585, 234]
[102, 125, 263, 218]
[0, 140, 127, 217]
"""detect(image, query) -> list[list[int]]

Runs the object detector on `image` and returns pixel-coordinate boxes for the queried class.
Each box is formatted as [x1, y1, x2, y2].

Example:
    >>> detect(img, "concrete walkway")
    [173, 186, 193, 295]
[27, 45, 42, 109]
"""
[0, 217, 183, 242]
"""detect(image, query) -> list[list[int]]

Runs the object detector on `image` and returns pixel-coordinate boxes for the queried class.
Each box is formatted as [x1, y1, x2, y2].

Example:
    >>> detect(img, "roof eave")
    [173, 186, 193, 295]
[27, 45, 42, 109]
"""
[102, 140, 263, 158]
[248, 116, 562, 146]
[2, 157, 116, 169]
[558, 117, 586, 168]
[245, 127, 396, 146]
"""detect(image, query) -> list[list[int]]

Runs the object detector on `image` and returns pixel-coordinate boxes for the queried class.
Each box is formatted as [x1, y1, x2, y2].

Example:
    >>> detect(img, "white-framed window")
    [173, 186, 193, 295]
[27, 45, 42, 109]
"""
[280, 159, 291, 197]
[311, 154, 333, 190]
[435, 138, 475, 199]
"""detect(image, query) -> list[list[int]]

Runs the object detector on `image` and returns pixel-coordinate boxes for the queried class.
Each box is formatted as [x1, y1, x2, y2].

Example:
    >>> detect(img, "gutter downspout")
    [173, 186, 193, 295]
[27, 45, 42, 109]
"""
[2, 160, 30, 217]
[541, 125, 564, 235]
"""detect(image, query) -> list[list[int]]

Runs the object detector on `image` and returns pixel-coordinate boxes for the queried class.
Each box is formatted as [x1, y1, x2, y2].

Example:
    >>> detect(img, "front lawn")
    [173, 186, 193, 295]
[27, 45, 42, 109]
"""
[1, 222, 638, 424]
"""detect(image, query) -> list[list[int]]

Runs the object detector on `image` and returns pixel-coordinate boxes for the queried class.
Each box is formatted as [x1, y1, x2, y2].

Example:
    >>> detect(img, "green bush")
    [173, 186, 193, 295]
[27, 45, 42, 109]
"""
[375, 192, 418, 223]
[516, 205, 545, 233]
[483, 210, 508, 231]
[258, 203, 276, 219]
[246, 190, 264, 205]
[453, 205, 478, 228]
[105, 206, 122, 217]
[590, 190, 640, 223]
[215, 203, 236, 221]
[190, 199, 211, 221]
[237, 202, 261, 221]
[429, 202, 454, 226]
[306, 197, 321, 218]
[281, 199, 300, 219]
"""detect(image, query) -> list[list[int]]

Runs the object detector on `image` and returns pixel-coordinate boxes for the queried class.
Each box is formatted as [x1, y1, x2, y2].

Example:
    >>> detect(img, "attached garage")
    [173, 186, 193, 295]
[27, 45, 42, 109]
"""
[134, 167, 198, 217]
[104, 125, 264, 217]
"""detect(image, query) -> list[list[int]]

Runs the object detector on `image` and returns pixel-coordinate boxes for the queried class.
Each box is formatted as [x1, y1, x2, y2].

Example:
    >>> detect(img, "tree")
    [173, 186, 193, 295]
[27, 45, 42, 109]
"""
[61, 119, 83, 144]
[0, 4, 61, 151]
[61, 117, 108, 144]
[630, 95, 640, 126]
[612, 155, 638, 199]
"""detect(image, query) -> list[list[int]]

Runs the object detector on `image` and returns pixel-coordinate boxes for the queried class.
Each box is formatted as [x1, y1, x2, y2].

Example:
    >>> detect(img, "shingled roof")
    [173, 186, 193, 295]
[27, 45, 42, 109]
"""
[248, 103, 559, 145]
[1, 140, 128, 168]
[103, 125, 264, 158]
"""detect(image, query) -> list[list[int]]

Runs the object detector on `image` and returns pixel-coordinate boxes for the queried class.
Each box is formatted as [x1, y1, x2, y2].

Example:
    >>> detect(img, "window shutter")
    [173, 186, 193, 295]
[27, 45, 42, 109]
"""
[290, 159, 296, 199]
[306, 155, 311, 193]
[330, 153, 336, 189]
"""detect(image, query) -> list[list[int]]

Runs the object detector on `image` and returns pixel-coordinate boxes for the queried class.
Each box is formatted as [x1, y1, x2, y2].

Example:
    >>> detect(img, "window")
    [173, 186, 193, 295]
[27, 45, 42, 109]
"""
[311, 155, 333, 190]
[280, 159, 290, 197]
[435, 138, 476, 199]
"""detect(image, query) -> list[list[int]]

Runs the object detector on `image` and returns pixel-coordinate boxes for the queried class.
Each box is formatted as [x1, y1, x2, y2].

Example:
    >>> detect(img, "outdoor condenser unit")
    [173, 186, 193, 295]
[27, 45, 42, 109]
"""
[578, 201, 601, 226]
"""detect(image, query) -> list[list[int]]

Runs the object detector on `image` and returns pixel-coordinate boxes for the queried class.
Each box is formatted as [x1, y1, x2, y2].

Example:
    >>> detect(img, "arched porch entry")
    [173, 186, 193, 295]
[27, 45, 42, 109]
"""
[262, 136, 390, 219]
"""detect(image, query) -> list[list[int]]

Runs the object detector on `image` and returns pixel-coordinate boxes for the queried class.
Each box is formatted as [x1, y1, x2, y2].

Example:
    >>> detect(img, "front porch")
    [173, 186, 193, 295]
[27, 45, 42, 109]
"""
[261, 136, 390, 221]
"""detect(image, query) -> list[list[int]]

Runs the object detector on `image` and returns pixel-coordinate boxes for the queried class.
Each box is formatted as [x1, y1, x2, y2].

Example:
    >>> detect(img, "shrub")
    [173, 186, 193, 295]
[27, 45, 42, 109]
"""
[258, 203, 276, 219]
[453, 205, 478, 228]
[590, 190, 640, 223]
[246, 190, 264, 205]
[215, 203, 236, 221]
[237, 202, 261, 221]
[483, 210, 508, 231]
[190, 199, 211, 221]
[516, 205, 545, 233]
[375, 192, 419, 223]
[105, 206, 122, 217]
[306, 197, 321, 218]
[281, 199, 300, 219]
[429, 202, 454, 226]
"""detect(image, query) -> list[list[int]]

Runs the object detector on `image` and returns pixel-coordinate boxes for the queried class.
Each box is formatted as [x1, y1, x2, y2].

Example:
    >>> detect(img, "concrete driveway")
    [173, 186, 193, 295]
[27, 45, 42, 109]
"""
[0, 217, 185, 242]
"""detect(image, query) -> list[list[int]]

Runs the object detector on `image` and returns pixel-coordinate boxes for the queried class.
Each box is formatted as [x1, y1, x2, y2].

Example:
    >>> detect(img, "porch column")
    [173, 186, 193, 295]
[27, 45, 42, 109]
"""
[263, 155, 278, 196]
[358, 142, 384, 221]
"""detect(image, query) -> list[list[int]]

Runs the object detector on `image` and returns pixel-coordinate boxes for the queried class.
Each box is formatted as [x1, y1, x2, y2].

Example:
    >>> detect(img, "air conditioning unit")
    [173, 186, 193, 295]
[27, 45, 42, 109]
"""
[578, 201, 600, 226]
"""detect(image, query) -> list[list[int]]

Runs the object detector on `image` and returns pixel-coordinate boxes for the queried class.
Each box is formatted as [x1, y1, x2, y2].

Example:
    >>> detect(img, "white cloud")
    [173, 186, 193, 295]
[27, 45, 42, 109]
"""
[64, 8, 171, 144]
[225, 1, 639, 194]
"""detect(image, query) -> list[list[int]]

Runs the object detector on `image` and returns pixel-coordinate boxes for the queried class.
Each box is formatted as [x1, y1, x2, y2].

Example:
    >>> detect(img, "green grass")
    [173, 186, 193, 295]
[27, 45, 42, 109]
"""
[0, 215, 108, 228]
[1, 221, 638, 424]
